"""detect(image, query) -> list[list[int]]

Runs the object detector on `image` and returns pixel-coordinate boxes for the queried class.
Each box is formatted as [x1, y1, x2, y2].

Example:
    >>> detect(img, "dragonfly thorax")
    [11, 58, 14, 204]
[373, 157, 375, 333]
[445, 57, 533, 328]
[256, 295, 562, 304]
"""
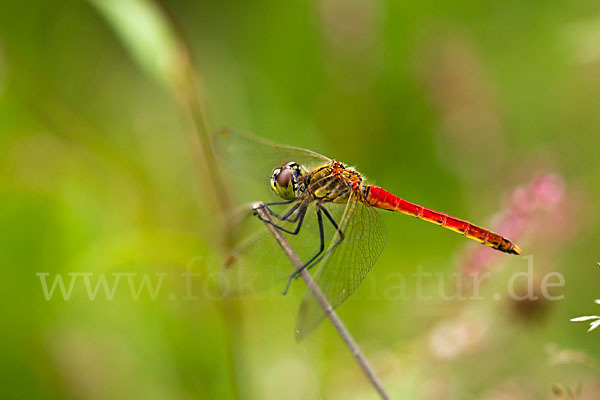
[306, 161, 366, 204]
[270, 162, 308, 200]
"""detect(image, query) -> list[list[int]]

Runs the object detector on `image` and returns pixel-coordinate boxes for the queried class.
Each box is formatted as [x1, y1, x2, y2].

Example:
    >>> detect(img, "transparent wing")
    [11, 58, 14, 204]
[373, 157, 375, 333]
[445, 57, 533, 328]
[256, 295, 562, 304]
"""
[219, 200, 349, 296]
[219, 227, 297, 295]
[213, 127, 332, 181]
[295, 197, 387, 340]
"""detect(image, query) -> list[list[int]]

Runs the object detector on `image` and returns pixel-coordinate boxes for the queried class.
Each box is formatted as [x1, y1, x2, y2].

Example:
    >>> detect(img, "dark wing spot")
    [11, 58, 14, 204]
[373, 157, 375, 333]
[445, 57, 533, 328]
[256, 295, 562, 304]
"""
[218, 128, 230, 138]
[223, 254, 237, 269]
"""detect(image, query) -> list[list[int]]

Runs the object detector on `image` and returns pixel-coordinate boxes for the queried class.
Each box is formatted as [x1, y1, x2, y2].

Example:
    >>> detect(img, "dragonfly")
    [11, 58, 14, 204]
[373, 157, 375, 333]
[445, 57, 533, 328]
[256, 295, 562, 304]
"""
[214, 128, 521, 340]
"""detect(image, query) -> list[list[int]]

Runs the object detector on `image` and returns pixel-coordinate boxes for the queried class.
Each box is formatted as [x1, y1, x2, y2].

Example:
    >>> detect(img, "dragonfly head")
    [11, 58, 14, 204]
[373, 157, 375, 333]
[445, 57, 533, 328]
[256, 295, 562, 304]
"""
[270, 162, 306, 200]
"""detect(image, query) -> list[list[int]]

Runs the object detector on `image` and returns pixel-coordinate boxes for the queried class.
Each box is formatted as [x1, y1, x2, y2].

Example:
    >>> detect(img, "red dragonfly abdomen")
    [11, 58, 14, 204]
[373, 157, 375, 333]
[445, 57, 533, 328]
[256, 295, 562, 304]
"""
[365, 186, 521, 255]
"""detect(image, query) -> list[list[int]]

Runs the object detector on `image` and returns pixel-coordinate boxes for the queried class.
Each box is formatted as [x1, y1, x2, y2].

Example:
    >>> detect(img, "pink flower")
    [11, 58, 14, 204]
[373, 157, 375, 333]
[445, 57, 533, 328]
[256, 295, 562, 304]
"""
[462, 172, 567, 276]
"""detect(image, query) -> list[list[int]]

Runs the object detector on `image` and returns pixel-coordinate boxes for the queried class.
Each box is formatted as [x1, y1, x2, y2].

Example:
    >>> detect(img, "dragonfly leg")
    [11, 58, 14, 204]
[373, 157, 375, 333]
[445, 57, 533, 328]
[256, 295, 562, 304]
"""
[279, 203, 304, 223]
[256, 201, 308, 235]
[301, 205, 345, 272]
[281, 206, 326, 295]
[254, 199, 295, 218]
[255, 199, 305, 223]
[254, 199, 296, 208]
[281, 205, 345, 294]
[265, 201, 304, 223]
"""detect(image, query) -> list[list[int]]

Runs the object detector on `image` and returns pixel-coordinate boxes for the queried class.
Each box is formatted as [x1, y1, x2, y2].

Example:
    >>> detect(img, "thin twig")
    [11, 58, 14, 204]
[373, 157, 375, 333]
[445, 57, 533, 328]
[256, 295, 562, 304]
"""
[254, 202, 391, 400]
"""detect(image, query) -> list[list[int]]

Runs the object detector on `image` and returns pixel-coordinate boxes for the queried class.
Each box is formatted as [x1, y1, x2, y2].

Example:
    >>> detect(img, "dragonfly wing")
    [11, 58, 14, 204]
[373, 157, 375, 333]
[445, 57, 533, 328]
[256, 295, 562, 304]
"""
[220, 228, 296, 295]
[295, 197, 387, 340]
[213, 127, 332, 181]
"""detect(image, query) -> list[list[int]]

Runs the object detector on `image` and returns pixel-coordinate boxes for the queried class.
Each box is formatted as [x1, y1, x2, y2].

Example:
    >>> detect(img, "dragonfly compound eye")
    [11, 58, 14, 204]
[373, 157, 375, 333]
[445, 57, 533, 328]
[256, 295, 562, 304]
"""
[276, 168, 292, 188]
[270, 164, 299, 200]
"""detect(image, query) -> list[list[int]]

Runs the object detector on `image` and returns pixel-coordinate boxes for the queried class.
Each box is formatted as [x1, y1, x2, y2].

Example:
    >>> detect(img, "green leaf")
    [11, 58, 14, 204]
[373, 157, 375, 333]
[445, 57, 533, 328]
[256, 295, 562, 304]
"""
[87, 0, 183, 86]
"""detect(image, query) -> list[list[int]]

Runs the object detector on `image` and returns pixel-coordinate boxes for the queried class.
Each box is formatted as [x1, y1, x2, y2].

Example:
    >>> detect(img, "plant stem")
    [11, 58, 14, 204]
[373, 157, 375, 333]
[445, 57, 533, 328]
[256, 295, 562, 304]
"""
[254, 202, 391, 400]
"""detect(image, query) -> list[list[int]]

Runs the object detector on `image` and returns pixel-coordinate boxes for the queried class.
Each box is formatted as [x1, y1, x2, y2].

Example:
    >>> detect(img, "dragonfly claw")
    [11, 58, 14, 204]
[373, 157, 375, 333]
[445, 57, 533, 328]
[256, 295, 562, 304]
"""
[281, 271, 300, 295]
[281, 280, 292, 295]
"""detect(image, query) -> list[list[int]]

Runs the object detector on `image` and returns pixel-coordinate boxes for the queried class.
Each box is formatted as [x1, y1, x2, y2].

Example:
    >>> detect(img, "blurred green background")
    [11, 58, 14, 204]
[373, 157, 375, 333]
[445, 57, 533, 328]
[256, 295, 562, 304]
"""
[1, 0, 599, 399]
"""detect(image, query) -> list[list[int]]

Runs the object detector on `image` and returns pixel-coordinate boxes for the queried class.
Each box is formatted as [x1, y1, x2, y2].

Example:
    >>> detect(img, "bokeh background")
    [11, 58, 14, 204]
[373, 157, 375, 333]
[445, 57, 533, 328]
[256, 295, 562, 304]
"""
[1, 0, 599, 399]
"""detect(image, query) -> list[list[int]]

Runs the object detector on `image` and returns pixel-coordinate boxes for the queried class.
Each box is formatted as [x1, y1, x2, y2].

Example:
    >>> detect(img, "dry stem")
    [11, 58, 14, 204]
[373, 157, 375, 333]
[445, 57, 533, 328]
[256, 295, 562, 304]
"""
[254, 202, 390, 400]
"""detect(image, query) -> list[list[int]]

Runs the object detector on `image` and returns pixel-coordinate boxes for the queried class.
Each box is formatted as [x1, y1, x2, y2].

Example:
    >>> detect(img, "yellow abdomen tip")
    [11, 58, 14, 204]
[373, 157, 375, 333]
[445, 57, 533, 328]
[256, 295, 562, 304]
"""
[510, 244, 522, 255]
